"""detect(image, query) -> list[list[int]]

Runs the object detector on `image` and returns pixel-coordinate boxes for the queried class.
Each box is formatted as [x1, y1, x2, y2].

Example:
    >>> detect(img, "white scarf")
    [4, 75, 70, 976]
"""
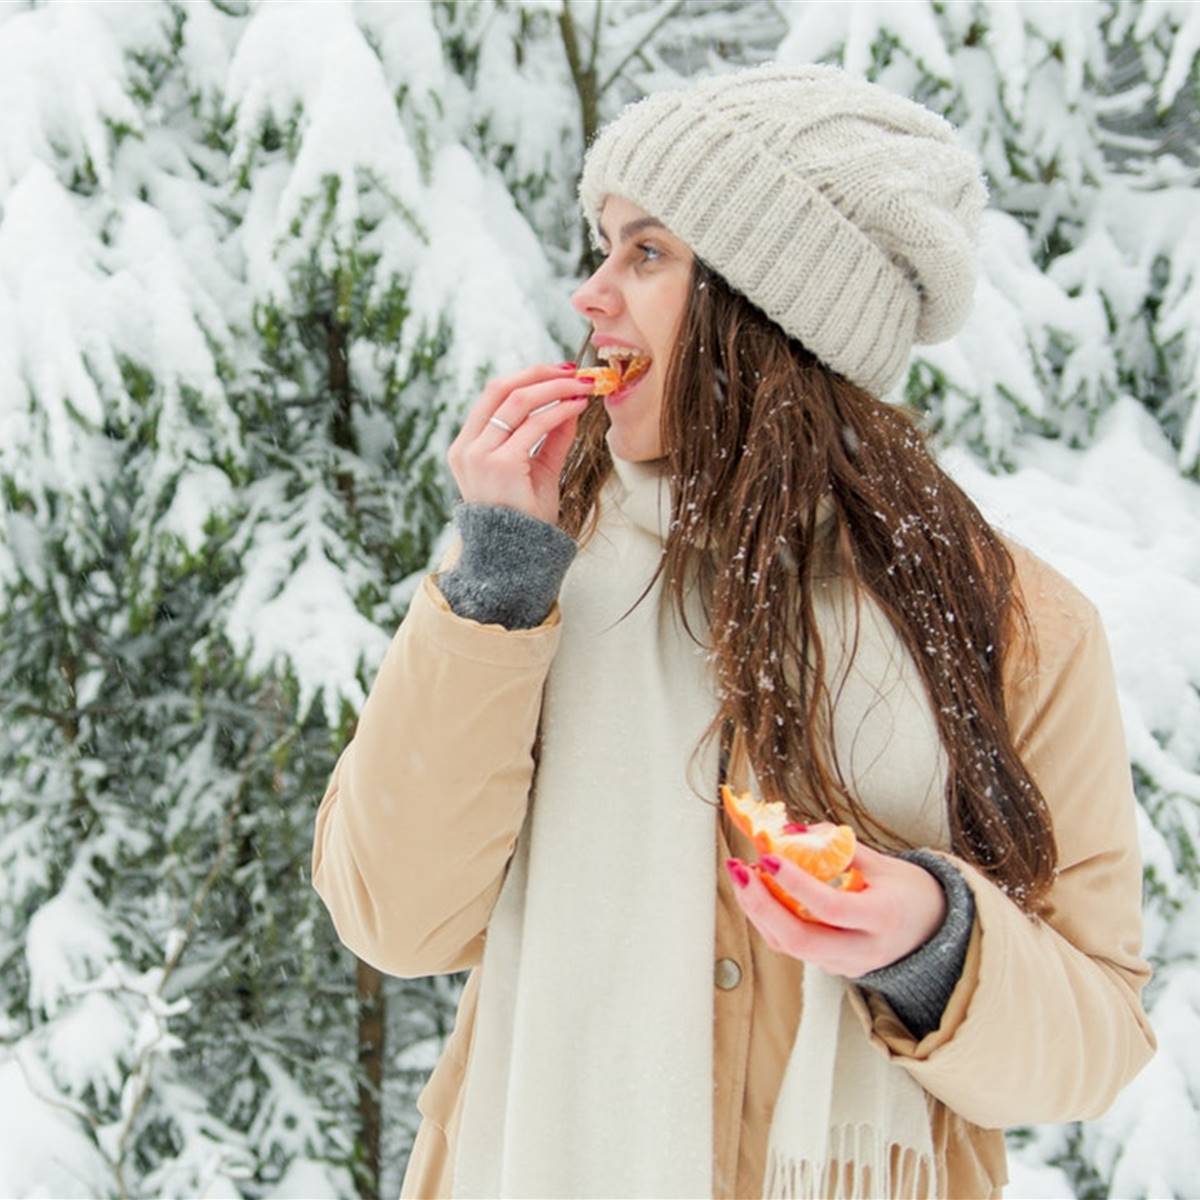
[453, 433, 949, 1199]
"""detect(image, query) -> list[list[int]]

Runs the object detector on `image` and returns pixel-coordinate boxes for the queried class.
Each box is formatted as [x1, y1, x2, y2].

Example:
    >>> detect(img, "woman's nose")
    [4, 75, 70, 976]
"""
[570, 265, 619, 320]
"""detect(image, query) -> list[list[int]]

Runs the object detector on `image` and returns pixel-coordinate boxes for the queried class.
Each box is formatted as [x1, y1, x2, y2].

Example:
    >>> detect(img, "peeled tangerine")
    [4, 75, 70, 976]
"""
[720, 784, 867, 923]
[574, 355, 651, 396]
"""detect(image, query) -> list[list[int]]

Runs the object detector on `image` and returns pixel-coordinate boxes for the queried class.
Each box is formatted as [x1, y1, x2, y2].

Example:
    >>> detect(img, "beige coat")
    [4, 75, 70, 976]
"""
[311, 537, 1155, 1199]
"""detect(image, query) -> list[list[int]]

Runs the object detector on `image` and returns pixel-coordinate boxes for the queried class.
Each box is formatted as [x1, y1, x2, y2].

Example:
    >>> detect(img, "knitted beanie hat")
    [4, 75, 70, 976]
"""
[577, 62, 988, 399]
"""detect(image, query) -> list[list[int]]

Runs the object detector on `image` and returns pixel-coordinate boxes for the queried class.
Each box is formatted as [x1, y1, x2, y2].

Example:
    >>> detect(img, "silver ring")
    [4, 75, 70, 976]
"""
[488, 415, 514, 433]
[528, 433, 548, 458]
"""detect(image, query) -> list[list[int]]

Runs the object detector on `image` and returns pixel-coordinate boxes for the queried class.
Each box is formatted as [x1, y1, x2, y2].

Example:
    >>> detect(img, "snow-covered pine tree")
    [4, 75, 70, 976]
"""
[777, 0, 1200, 478]
[3, 1, 1196, 1196]
[446, 0, 786, 276]
[192, 1, 585, 1196]
[0, 2, 286, 1195]
[0, 0, 572, 1193]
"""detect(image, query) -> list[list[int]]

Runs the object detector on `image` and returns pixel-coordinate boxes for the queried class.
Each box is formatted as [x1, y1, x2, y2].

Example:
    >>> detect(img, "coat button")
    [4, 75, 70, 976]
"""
[714, 957, 742, 990]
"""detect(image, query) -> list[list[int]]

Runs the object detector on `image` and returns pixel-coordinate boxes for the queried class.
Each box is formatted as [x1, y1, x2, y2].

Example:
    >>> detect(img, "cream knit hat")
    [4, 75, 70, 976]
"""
[578, 62, 988, 398]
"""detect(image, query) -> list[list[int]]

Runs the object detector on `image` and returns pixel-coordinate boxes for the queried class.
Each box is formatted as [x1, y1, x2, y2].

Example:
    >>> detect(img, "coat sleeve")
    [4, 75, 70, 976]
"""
[849, 550, 1157, 1128]
[311, 543, 561, 979]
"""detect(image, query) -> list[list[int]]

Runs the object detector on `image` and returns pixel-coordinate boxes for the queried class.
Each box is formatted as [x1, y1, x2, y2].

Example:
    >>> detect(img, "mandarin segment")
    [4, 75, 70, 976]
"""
[574, 366, 621, 395]
[721, 785, 855, 881]
[776, 826, 856, 882]
[575, 354, 652, 396]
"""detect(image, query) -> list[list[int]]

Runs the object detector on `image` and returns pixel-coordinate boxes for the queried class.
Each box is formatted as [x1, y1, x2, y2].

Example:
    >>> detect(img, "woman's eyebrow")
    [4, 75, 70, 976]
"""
[596, 216, 667, 244]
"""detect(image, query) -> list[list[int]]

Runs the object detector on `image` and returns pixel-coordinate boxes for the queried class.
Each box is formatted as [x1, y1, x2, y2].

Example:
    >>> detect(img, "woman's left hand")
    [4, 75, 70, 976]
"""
[726, 841, 947, 977]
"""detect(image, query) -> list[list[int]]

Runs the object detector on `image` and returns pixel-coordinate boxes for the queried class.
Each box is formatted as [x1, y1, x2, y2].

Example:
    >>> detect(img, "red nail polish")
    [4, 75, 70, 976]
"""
[758, 854, 781, 875]
[725, 858, 751, 889]
[558, 361, 578, 369]
[783, 821, 809, 834]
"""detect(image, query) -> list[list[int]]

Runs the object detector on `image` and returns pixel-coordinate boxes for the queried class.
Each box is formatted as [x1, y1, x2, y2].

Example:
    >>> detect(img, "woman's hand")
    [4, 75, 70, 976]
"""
[725, 839, 947, 977]
[447, 362, 594, 526]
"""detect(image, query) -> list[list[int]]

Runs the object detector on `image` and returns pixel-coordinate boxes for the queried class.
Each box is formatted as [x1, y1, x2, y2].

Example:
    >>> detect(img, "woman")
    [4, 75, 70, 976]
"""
[312, 64, 1155, 1199]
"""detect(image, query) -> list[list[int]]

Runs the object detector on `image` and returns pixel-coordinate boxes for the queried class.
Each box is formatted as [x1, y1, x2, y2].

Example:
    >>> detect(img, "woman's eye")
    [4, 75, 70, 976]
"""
[597, 243, 662, 265]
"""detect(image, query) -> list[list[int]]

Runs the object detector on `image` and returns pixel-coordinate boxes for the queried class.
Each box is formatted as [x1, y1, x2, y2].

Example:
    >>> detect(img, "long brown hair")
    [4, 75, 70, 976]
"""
[559, 256, 1057, 911]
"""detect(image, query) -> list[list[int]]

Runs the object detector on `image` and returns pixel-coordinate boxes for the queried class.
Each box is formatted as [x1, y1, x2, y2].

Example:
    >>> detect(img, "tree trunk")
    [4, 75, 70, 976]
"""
[326, 277, 357, 517]
[356, 958, 386, 1200]
[559, 0, 602, 275]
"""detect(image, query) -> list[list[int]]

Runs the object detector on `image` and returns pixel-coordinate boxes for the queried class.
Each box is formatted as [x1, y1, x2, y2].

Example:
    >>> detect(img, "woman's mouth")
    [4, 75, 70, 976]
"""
[574, 350, 653, 405]
[601, 352, 652, 406]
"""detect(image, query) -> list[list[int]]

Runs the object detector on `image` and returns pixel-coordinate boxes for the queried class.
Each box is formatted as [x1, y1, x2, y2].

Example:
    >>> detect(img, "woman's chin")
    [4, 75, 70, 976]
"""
[606, 399, 664, 464]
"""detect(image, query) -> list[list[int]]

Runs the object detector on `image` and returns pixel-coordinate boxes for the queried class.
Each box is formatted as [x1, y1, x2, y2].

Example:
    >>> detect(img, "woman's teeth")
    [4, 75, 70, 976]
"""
[595, 347, 652, 387]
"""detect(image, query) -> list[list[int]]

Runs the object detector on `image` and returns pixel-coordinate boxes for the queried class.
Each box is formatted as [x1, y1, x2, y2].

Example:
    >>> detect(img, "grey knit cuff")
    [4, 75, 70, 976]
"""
[852, 850, 975, 1041]
[435, 503, 579, 630]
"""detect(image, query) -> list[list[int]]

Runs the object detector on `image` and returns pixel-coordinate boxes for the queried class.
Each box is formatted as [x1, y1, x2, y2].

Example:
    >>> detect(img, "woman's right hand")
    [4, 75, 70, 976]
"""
[447, 362, 594, 527]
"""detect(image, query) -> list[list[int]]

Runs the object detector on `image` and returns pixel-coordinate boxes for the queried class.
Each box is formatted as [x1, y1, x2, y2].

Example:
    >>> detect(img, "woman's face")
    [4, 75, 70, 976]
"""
[570, 195, 694, 463]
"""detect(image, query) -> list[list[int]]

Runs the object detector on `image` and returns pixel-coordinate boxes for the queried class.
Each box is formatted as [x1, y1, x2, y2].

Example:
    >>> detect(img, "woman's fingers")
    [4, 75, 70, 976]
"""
[457, 363, 578, 444]
[847, 841, 891, 872]
[524, 399, 594, 470]
[448, 363, 595, 522]
[497, 393, 589, 457]
[727, 861, 870, 973]
[756, 853, 870, 930]
[479, 375, 594, 448]
[727, 846, 953, 976]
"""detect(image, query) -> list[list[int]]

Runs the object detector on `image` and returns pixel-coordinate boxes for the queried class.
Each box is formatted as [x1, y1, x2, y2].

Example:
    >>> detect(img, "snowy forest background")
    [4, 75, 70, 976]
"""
[0, 0, 1197, 1197]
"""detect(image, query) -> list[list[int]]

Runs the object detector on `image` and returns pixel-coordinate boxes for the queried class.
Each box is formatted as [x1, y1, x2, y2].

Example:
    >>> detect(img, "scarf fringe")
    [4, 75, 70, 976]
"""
[763, 1124, 938, 1200]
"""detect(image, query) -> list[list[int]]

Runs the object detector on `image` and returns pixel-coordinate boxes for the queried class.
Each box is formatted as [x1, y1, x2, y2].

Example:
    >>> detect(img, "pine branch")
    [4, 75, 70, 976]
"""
[85, 720, 264, 1197]
[30, 719, 285, 1197]
[9, 702, 78, 732]
[560, 0, 596, 144]
[0, 1041, 114, 1194]
[588, 0, 603, 78]
[599, 0, 686, 97]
